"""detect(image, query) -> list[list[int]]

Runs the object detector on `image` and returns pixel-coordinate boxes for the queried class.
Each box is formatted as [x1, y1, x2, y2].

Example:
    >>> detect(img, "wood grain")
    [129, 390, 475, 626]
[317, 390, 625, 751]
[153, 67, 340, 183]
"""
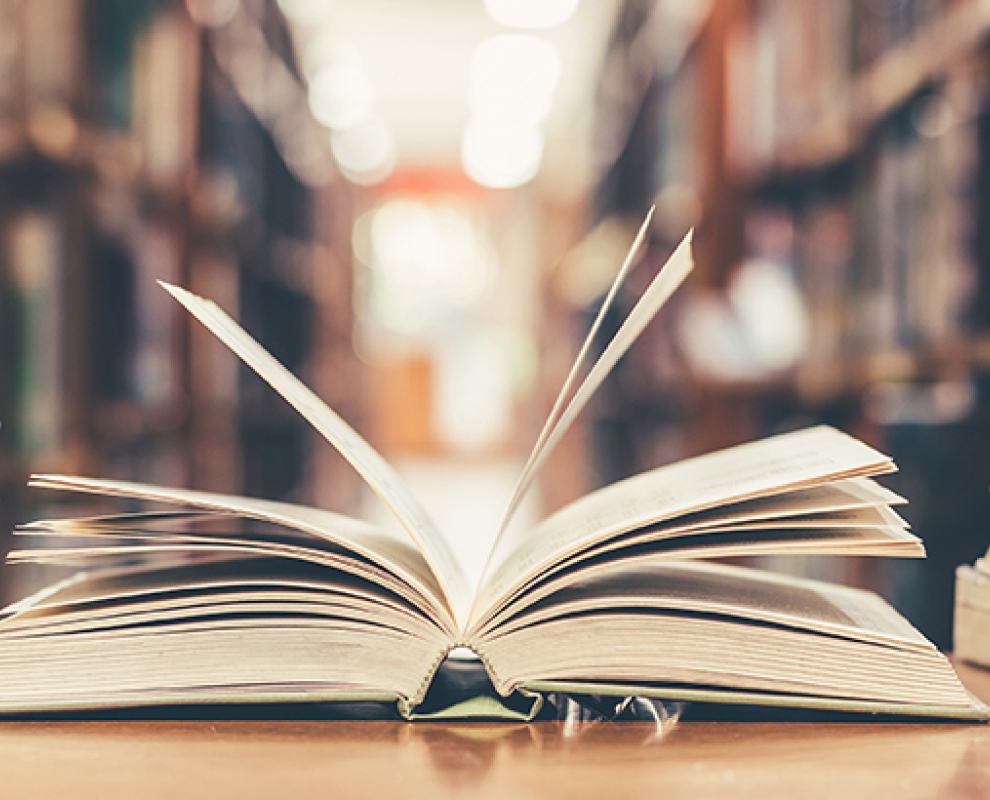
[1, 662, 988, 798]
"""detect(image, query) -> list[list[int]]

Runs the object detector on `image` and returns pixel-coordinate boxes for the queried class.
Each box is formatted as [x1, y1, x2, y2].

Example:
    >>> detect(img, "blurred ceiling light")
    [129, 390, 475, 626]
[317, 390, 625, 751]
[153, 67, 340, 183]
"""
[462, 118, 543, 188]
[331, 115, 396, 185]
[300, 33, 362, 81]
[370, 200, 438, 285]
[276, 0, 334, 25]
[185, 0, 239, 27]
[370, 202, 483, 297]
[308, 63, 374, 129]
[360, 200, 491, 336]
[470, 35, 561, 124]
[483, 0, 580, 29]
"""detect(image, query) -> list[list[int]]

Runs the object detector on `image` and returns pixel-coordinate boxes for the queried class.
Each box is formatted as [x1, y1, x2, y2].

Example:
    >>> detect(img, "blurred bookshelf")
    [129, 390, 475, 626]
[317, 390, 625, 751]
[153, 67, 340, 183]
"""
[541, 0, 990, 649]
[0, 0, 363, 601]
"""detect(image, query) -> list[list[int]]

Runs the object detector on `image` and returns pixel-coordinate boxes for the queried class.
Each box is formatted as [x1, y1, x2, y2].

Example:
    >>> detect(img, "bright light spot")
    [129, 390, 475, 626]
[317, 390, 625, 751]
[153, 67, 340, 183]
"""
[300, 33, 362, 81]
[435, 333, 512, 453]
[355, 201, 491, 337]
[330, 115, 396, 185]
[729, 259, 808, 372]
[277, 0, 333, 25]
[370, 202, 486, 304]
[308, 64, 374, 129]
[185, 0, 239, 27]
[483, 0, 579, 29]
[470, 35, 561, 124]
[462, 118, 543, 188]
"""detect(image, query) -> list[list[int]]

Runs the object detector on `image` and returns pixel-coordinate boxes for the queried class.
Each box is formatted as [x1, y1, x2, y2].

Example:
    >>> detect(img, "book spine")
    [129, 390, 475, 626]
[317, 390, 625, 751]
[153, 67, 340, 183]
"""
[4, 211, 63, 463]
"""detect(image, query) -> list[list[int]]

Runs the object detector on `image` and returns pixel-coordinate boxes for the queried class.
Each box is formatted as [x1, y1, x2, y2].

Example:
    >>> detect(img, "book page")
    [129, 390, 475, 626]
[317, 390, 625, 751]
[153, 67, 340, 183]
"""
[28, 474, 457, 634]
[494, 220, 693, 540]
[7, 537, 444, 631]
[0, 557, 450, 710]
[475, 563, 978, 714]
[478, 476, 906, 632]
[159, 283, 473, 630]
[0, 558, 441, 639]
[646, 477, 906, 530]
[539, 502, 915, 573]
[483, 560, 933, 649]
[475, 522, 922, 637]
[472, 425, 894, 627]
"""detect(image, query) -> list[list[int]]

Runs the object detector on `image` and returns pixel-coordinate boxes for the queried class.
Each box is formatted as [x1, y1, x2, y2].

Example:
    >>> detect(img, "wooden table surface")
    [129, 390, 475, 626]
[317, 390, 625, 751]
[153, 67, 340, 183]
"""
[3, 663, 990, 799]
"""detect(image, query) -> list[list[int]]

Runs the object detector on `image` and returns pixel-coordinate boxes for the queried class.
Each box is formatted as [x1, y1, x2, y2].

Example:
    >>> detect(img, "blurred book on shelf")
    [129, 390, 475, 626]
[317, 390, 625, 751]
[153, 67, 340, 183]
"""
[0, 0, 364, 605]
[3, 211, 63, 465]
[954, 541, 990, 667]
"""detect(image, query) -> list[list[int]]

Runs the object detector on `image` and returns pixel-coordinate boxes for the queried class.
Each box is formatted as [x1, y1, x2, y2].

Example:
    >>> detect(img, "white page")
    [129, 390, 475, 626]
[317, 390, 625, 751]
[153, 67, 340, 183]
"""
[475, 522, 922, 638]
[28, 474, 456, 634]
[473, 425, 894, 626]
[495, 222, 694, 540]
[159, 282, 473, 630]
[496, 209, 657, 535]
[485, 560, 934, 649]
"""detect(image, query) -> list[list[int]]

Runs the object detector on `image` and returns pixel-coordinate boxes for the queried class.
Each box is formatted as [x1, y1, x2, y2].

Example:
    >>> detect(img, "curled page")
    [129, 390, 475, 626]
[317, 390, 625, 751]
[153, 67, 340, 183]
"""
[25, 474, 457, 633]
[494, 221, 694, 542]
[159, 282, 473, 630]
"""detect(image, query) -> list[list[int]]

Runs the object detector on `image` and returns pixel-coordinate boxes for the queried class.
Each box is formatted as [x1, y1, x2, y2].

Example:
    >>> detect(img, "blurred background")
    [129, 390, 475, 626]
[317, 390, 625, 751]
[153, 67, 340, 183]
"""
[1, 0, 990, 649]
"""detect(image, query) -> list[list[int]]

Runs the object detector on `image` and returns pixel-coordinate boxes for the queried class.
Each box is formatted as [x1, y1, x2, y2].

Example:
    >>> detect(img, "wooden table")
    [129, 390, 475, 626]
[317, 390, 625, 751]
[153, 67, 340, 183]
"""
[3, 663, 990, 799]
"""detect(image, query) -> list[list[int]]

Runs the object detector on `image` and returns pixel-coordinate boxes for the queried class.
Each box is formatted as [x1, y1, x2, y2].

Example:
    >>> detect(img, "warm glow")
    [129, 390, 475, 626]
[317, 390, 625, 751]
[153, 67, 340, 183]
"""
[462, 118, 543, 189]
[461, 33, 560, 188]
[469, 35, 561, 124]
[483, 0, 580, 29]
[371, 203, 483, 297]
[330, 115, 396, 185]
[355, 200, 491, 336]
[308, 63, 374, 129]
[276, 0, 334, 25]
[300, 33, 362, 81]
[185, 0, 239, 27]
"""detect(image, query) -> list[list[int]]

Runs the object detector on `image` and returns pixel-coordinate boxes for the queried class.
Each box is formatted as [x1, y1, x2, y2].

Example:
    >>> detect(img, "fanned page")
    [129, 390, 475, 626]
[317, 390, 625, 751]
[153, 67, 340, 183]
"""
[485, 561, 935, 651]
[474, 561, 983, 718]
[496, 219, 694, 538]
[472, 425, 895, 628]
[159, 283, 473, 630]
[26, 475, 457, 634]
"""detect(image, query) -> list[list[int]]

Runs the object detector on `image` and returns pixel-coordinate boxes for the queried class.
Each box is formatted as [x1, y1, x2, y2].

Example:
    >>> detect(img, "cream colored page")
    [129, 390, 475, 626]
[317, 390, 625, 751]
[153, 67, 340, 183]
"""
[516, 502, 912, 589]
[2, 558, 415, 618]
[159, 283, 472, 629]
[497, 210, 658, 534]
[474, 523, 921, 637]
[496, 227, 694, 539]
[483, 561, 933, 649]
[656, 477, 905, 531]
[473, 425, 893, 625]
[549, 503, 914, 564]
[28, 474, 456, 634]
[1, 561, 441, 643]
[6, 534, 437, 620]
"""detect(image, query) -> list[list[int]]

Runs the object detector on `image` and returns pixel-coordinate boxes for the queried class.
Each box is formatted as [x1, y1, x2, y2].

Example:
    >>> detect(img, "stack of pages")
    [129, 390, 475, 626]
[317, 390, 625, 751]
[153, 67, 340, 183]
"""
[955, 550, 990, 672]
[0, 219, 984, 720]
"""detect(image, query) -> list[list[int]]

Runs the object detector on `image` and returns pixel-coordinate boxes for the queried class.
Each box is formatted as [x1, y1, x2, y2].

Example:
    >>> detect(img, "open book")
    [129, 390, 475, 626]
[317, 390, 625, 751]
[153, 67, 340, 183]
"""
[0, 216, 984, 720]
